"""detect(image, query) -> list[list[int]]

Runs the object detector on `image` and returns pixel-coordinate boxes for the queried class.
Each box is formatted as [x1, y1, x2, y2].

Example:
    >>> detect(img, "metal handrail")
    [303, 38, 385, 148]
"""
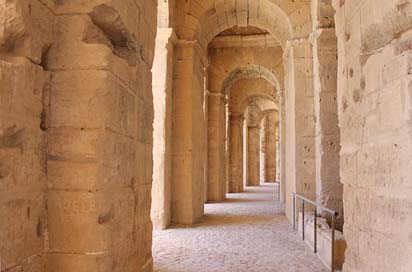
[292, 193, 338, 272]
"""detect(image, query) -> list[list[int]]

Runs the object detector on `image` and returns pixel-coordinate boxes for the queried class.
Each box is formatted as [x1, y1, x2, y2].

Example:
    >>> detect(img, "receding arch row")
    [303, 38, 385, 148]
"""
[222, 65, 281, 96]
[228, 77, 278, 114]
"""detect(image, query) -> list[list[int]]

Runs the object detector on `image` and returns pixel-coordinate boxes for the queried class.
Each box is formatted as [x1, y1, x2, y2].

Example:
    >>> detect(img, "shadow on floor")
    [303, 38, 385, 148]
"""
[167, 212, 285, 229]
[220, 197, 268, 203]
[241, 188, 278, 194]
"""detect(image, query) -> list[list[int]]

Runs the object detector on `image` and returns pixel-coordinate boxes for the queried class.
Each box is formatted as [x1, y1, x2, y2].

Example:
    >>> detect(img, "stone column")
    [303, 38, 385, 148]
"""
[264, 111, 277, 182]
[228, 114, 244, 193]
[243, 116, 248, 186]
[46, 7, 156, 270]
[172, 41, 207, 224]
[259, 117, 267, 182]
[207, 92, 226, 202]
[284, 39, 316, 222]
[247, 125, 260, 186]
[151, 28, 175, 230]
[278, 90, 287, 202]
[312, 28, 343, 224]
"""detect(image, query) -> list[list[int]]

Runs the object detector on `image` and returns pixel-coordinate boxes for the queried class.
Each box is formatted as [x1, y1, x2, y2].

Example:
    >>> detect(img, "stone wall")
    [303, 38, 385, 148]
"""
[0, 0, 53, 270]
[0, 0, 157, 271]
[333, 0, 412, 270]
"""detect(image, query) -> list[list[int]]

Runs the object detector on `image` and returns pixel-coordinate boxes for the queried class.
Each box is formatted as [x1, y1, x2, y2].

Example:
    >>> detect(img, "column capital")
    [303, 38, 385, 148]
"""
[174, 39, 209, 67]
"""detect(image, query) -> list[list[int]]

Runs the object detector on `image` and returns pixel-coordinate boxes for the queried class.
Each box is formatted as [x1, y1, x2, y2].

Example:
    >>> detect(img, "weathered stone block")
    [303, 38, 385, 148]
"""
[0, 0, 54, 62]
[49, 70, 137, 137]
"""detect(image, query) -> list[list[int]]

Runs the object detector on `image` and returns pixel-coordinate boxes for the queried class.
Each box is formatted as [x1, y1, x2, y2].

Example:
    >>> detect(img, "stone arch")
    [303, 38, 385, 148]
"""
[239, 94, 277, 115]
[227, 77, 278, 114]
[173, 0, 313, 46]
[193, 0, 294, 50]
[222, 65, 281, 96]
[208, 45, 285, 94]
[256, 102, 278, 121]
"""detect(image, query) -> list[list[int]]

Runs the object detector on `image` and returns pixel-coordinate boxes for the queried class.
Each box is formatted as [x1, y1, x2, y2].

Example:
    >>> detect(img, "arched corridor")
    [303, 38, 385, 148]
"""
[153, 183, 328, 272]
[1, 0, 412, 272]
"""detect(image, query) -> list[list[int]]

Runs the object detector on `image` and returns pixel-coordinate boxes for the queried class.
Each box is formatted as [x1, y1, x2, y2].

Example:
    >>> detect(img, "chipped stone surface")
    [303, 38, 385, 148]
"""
[1, 1, 156, 271]
[333, 0, 412, 271]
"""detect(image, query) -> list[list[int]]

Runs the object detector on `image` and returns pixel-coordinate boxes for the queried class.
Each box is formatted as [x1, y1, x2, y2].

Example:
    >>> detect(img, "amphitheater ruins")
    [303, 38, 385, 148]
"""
[1, 0, 412, 271]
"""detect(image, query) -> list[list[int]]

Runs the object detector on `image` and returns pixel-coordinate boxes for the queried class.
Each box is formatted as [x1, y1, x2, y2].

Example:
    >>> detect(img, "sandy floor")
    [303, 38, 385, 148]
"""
[153, 183, 329, 272]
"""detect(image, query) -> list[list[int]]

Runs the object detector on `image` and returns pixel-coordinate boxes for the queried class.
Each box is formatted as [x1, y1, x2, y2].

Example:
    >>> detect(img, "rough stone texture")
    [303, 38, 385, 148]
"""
[173, 0, 312, 50]
[1, 1, 157, 271]
[259, 116, 267, 182]
[278, 90, 287, 202]
[0, 0, 53, 270]
[262, 111, 278, 183]
[0, 57, 48, 272]
[245, 102, 262, 187]
[284, 38, 317, 223]
[333, 0, 412, 271]
[312, 0, 344, 227]
[228, 114, 244, 193]
[171, 42, 206, 224]
[207, 92, 227, 202]
[153, 183, 329, 272]
[5, 0, 412, 271]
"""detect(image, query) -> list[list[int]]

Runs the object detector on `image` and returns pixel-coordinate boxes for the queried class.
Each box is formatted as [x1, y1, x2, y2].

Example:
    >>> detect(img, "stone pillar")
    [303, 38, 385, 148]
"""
[284, 39, 316, 222]
[278, 90, 287, 202]
[172, 41, 206, 224]
[259, 117, 267, 183]
[275, 126, 280, 180]
[312, 28, 343, 225]
[243, 116, 248, 186]
[247, 125, 260, 186]
[264, 111, 277, 182]
[151, 28, 175, 230]
[228, 114, 244, 193]
[46, 5, 156, 270]
[207, 92, 226, 202]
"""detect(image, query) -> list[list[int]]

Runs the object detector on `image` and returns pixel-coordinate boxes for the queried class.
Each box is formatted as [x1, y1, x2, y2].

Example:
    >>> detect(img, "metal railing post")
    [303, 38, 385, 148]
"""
[291, 193, 339, 272]
[302, 201, 305, 241]
[293, 194, 296, 230]
[314, 206, 317, 254]
[331, 214, 336, 272]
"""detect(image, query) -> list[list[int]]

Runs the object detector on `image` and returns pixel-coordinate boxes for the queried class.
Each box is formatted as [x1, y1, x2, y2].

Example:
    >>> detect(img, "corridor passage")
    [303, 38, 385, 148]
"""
[153, 184, 328, 272]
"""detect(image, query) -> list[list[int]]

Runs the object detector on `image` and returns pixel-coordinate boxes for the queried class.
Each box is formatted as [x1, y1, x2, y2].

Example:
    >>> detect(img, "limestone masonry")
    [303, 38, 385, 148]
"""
[1, 0, 411, 271]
